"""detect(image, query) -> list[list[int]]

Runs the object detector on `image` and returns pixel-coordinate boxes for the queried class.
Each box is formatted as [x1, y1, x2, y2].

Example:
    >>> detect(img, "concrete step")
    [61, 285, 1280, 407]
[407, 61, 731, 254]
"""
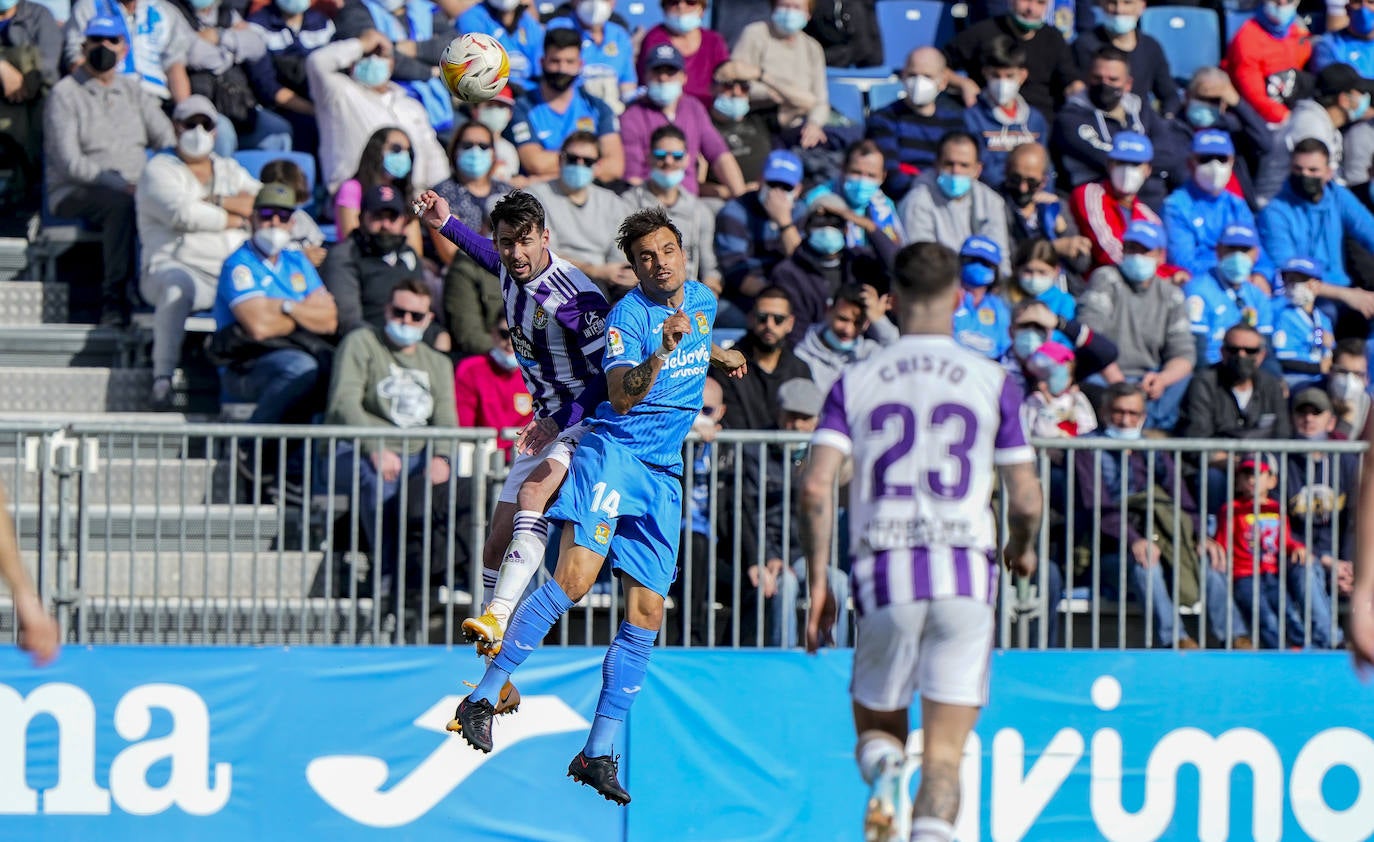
[0, 367, 153, 412]
[73, 549, 330, 599]
[0, 325, 129, 366]
[0, 280, 67, 325]
[15, 502, 282, 553]
[0, 456, 217, 505]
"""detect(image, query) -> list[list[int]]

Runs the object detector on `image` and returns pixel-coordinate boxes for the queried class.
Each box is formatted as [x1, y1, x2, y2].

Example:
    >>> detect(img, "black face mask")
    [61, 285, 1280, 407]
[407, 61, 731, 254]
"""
[1290, 173, 1325, 202]
[360, 229, 406, 255]
[1003, 178, 1038, 208]
[544, 71, 577, 93]
[86, 44, 118, 73]
[1224, 354, 1258, 381]
[1088, 81, 1124, 111]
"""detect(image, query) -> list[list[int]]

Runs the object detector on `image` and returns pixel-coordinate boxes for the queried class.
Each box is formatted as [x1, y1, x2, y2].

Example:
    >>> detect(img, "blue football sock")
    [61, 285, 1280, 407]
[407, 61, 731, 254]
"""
[475, 580, 574, 704]
[583, 621, 656, 758]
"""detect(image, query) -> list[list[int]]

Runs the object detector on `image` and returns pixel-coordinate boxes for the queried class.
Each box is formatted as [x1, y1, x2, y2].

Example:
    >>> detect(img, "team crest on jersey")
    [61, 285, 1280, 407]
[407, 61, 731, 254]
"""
[532, 306, 549, 329]
[514, 393, 532, 415]
[231, 264, 254, 291]
[1241, 306, 1258, 327]
[576, 117, 595, 133]
[978, 307, 995, 326]
[607, 327, 624, 357]
[509, 325, 536, 360]
[290, 272, 307, 292]
[594, 522, 611, 544]
[694, 311, 709, 334]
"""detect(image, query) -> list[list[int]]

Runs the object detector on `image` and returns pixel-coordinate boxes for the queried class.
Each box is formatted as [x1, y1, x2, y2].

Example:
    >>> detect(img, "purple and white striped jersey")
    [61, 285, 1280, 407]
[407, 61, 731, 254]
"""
[811, 335, 1034, 614]
[440, 216, 609, 429]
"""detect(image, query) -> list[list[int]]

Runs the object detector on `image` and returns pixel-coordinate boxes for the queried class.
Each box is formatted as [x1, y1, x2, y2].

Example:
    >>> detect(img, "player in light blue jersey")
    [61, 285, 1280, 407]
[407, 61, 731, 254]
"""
[448, 207, 747, 805]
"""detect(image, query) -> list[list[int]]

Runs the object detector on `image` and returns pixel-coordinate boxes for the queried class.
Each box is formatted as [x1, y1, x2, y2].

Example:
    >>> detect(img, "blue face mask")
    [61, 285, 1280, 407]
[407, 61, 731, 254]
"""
[385, 320, 425, 347]
[0, 0, 20, 9]
[1218, 251, 1255, 285]
[665, 12, 702, 33]
[1102, 13, 1137, 34]
[456, 146, 493, 179]
[1012, 327, 1046, 359]
[277, 0, 310, 13]
[1104, 423, 1143, 440]
[961, 261, 996, 287]
[190, 0, 215, 10]
[842, 177, 880, 209]
[1186, 101, 1220, 128]
[353, 55, 391, 87]
[650, 167, 686, 189]
[647, 80, 683, 107]
[713, 95, 750, 120]
[1353, 5, 1374, 35]
[807, 226, 845, 256]
[1351, 91, 1372, 122]
[489, 347, 519, 370]
[772, 7, 809, 33]
[822, 326, 858, 353]
[1046, 363, 1072, 396]
[1262, 0, 1297, 28]
[383, 150, 411, 179]
[938, 172, 972, 199]
[562, 163, 594, 190]
[1119, 254, 1158, 284]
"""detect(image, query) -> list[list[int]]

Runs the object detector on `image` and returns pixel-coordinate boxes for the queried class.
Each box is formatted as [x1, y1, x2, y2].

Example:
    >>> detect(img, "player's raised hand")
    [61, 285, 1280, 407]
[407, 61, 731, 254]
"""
[515, 417, 558, 455]
[659, 309, 690, 354]
[413, 190, 450, 230]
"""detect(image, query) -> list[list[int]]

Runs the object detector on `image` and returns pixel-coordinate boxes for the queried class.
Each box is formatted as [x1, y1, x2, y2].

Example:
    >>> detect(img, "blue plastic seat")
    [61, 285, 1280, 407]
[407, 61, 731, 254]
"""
[1224, 8, 1255, 46]
[619, 0, 664, 34]
[1139, 6, 1222, 86]
[232, 150, 317, 199]
[827, 77, 866, 125]
[876, 1, 958, 68]
[868, 80, 905, 113]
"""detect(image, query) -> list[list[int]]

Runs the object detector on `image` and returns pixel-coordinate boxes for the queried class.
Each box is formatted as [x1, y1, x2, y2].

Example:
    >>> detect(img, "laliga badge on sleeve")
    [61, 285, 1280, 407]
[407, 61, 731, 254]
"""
[607, 327, 624, 357]
[232, 265, 254, 291]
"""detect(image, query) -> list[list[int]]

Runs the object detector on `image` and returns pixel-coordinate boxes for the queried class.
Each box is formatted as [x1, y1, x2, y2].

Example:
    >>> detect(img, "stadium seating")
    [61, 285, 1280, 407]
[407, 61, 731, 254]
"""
[619, 0, 665, 33]
[1139, 6, 1223, 85]
[232, 150, 318, 200]
[876, 0, 959, 72]
[868, 80, 906, 112]
[827, 77, 867, 125]
[1224, 8, 1255, 44]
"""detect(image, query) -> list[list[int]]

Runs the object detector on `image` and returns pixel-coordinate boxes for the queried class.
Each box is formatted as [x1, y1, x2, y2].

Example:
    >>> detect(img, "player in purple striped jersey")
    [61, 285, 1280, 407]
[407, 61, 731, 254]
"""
[802, 241, 1042, 842]
[416, 189, 609, 713]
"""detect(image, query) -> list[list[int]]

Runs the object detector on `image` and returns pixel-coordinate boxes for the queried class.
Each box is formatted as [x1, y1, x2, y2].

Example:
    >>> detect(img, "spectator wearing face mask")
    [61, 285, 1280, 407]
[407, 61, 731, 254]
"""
[1318, 0, 1374, 80]
[1270, 257, 1334, 392]
[898, 130, 1013, 275]
[1053, 47, 1184, 212]
[1071, 0, 1178, 117]
[1326, 338, 1371, 436]
[1171, 67, 1273, 208]
[1182, 224, 1275, 368]
[546, 0, 638, 113]
[245, 0, 336, 153]
[865, 46, 967, 201]
[455, 0, 544, 92]
[1255, 62, 1374, 201]
[1019, 339, 1096, 441]
[964, 34, 1051, 189]
[620, 43, 745, 197]
[64, 0, 191, 103]
[944, 0, 1083, 120]
[454, 314, 533, 458]
[768, 207, 894, 343]
[1000, 143, 1093, 283]
[463, 84, 521, 183]
[1164, 130, 1272, 284]
[704, 60, 777, 198]
[801, 139, 904, 249]
[729, 0, 829, 149]
[715, 149, 808, 312]
[792, 285, 897, 393]
[1069, 131, 1176, 273]
[637, 0, 729, 109]
[1077, 220, 1195, 430]
[625, 124, 721, 295]
[1007, 238, 1076, 325]
[334, 125, 427, 254]
[952, 235, 1014, 359]
[1006, 297, 1118, 393]
[1221, 0, 1312, 125]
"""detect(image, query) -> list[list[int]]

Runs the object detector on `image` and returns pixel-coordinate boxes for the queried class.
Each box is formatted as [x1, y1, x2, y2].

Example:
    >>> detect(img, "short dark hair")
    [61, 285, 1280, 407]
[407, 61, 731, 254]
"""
[1293, 137, 1332, 161]
[650, 123, 687, 148]
[937, 130, 981, 164]
[843, 138, 884, 169]
[544, 27, 581, 53]
[1224, 321, 1262, 344]
[1334, 337, 1366, 363]
[1093, 46, 1132, 69]
[754, 285, 793, 312]
[981, 34, 1027, 71]
[616, 206, 683, 264]
[561, 130, 601, 155]
[1103, 381, 1146, 408]
[892, 241, 959, 302]
[1012, 238, 1058, 272]
[259, 159, 308, 202]
[390, 277, 431, 301]
[832, 285, 869, 316]
[489, 189, 546, 239]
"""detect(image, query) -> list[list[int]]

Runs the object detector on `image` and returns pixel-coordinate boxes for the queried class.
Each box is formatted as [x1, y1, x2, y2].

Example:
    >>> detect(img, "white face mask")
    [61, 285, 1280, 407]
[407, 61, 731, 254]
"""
[1110, 163, 1147, 195]
[1330, 371, 1367, 404]
[1194, 160, 1232, 195]
[476, 105, 511, 134]
[253, 226, 292, 257]
[1287, 281, 1316, 310]
[488, 0, 522, 9]
[904, 74, 939, 107]
[178, 125, 214, 159]
[576, 0, 613, 26]
[987, 78, 1021, 107]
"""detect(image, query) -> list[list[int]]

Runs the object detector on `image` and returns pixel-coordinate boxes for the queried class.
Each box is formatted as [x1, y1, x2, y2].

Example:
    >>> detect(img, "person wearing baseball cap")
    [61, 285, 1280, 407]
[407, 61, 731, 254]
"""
[952, 234, 1013, 359]
[1181, 223, 1274, 366]
[620, 42, 746, 197]
[1077, 217, 1196, 430]
[1069, 130, 1177, 273]
[1279, 63, 1374, 177]
[717, 149, 807, 306]
[1163, 129, 1274, 283]
[1270, 256, 1335, 391]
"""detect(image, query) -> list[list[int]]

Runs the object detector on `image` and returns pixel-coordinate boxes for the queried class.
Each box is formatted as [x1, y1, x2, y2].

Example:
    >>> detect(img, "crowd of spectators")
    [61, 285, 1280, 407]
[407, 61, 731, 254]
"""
[6, 0, 1370, 644]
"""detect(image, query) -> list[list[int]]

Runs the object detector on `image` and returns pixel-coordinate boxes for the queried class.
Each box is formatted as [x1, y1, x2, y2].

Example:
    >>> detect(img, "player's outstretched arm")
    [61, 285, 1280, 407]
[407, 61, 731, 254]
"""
[0, 483, 58, 665]
[801, 444, 845, 653]
[998, 461, 1042, 579]
[1351, 415, 1374, 675]
[709, 343, 748, 379]
[412, 190, 502, 275]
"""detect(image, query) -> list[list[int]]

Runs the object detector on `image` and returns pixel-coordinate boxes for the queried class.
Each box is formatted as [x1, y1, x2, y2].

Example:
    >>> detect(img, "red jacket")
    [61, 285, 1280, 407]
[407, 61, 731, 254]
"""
[1215, 497, 1304, 579]
[1070, 180, 1178, 275]
[1222, 19, 1313, 124]
[454, 353, 533, 458]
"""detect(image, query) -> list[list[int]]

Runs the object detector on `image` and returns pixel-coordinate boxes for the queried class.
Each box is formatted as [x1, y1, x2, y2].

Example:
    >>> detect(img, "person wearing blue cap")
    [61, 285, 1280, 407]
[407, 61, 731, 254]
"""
[63, 0, 190, 103]
[1078, 219, 1196, 430]
[1182, 223, 1275, 367]
[1069, 129, 1180, 274]
[952, 234, 1014, 358]
[714, 148, 807, 318]
[1164, 129, 1273, 284]
[1269, 257, 1335, 391]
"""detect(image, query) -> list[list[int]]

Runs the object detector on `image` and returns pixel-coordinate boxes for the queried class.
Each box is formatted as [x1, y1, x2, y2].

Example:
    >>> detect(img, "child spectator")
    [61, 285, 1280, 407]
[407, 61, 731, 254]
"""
[1019, 340, 1096, 441]
[1008, 238, 1075, 324]
[1216, 456, 1339, 648]
[964, 34, 1049, 188]
[1269, 257, 1334, 392]
[259, 157, 326, 267]
[953, 234, 1013, 359]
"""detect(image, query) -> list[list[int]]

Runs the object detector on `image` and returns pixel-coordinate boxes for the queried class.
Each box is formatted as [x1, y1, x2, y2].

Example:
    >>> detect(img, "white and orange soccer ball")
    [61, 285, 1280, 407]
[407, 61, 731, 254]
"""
[440, 33, 511, 104]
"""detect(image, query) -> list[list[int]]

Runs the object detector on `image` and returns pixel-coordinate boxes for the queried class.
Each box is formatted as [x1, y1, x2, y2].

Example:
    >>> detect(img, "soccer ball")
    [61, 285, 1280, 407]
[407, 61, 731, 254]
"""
[441, 33, 511, 104]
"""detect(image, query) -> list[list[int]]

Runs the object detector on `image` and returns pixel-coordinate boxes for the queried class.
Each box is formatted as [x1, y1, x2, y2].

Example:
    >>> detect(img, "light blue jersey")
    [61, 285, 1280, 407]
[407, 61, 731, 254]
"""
[590, 280, 717, 473]
[213, 243, 322, 329]
[1271, 301, 1332, 374]
[953, 290, 1012, 360]
[1183, 270, 1274, 365]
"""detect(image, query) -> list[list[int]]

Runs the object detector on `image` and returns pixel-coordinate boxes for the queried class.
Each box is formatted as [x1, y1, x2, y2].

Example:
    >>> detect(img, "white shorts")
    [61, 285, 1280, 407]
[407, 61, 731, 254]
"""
[497, 422, 588, 504]
[850, 598, 994, 711]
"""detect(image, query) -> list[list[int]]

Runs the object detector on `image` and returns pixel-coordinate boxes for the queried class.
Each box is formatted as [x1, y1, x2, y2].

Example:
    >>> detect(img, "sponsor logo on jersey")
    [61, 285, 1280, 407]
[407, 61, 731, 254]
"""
[583, 312, 605, 338]
[607, 328, 624, 357]
[532, 306, 549, 329]
[694, 311, 709, 334]
[510, 326, 536, 360]
[594, 523, 611, 545]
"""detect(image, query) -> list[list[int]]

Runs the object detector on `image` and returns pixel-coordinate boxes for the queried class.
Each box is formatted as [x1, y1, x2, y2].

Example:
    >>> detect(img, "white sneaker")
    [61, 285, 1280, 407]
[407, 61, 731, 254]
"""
[864, 756, 911, 842]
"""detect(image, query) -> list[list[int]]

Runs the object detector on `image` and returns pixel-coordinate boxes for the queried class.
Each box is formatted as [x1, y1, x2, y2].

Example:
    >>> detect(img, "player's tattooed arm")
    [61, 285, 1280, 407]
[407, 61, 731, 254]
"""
[606, 357, 664, 414]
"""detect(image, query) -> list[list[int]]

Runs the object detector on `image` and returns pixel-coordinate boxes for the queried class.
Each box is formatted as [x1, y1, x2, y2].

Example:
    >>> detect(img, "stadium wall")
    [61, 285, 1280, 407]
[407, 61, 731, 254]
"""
[1, 647, 1371, 841]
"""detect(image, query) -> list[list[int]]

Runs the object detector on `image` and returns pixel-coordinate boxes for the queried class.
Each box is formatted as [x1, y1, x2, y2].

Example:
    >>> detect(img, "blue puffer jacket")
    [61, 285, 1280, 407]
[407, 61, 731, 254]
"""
[1257, 180, 1374, 289]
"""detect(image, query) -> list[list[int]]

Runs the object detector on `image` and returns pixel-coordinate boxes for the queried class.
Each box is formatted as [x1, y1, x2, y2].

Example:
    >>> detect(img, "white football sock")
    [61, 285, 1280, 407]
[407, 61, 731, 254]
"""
[856, 730, 905, 784]
[490, 510, 550, 618]
[910, 817, 955, 841]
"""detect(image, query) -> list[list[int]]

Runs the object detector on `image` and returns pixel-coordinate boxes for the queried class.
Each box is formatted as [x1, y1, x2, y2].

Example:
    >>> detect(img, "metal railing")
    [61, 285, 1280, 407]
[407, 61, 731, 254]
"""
[0, 422, 1363, 650]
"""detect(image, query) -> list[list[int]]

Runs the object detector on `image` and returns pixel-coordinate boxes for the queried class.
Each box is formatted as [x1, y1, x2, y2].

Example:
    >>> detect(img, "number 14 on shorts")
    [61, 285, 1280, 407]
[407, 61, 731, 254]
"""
[589, 482, 620, 546]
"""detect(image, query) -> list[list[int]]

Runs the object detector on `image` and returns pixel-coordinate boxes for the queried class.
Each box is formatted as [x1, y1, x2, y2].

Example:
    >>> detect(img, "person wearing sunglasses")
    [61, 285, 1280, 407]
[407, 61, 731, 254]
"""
[137, 94, 262, 409]
[64, 0, 187, 103]
[620, 42, 745, 198]
[334, 125, 425, 253]
[454, 314, 534, 458]
[636, 0, 728, 109]
[624, 124, 721, 295]
[45, 15, 175, 327]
